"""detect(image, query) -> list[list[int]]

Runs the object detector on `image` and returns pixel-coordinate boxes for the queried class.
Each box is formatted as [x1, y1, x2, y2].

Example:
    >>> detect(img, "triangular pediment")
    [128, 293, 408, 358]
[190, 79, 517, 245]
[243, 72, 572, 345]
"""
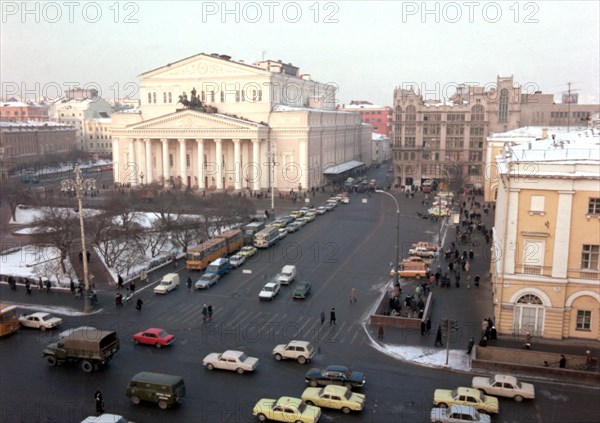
[126, 110, 265, 131]
[140, 53, 268, 80]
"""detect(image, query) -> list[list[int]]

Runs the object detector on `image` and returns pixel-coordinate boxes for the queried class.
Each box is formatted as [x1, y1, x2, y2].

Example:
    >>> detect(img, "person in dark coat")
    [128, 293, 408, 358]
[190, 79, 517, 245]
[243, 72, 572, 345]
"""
[420, 321, 426, 336]
[377, 323, 384, 339]
[329, 308, 337, 326]
[434, 326, 443, 347]
[474, 274, 480, 287]
[94, 390, 104, 413]
[479, 336, 488, 347]
[129, 280, 135, 295]
[559, 355, 566, 368]
[135, 298, 143, 311]
[117, 274, 124, 290]
[187, 277, 192, 289]
[466, 337, 475, 354]
[202, 304, 208, 322]
[490, 326, 497, 341]
[207, 305, 213, 321]
[426, 318, 432, 334]
[25, 280, 31, 295]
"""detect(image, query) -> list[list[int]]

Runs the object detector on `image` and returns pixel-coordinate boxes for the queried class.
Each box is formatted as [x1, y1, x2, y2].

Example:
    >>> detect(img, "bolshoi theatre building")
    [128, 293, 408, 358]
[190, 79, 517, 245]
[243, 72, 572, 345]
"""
[111, 53, 371, 192]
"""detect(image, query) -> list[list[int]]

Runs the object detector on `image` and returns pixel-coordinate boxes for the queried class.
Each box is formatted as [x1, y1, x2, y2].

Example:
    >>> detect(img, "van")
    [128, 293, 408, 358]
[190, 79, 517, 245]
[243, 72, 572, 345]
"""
[126, 372, 185, 409]
[205, 258, 230, 276]
[153, 273, 180, 294]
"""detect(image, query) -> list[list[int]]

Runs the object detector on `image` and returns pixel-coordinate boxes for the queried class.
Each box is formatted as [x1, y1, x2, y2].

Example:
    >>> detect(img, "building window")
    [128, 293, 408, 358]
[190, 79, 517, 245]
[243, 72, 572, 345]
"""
[163, 92, 167, 103]
[530, 195, 545, 213]
[168, 92, 172, 103]
[220, 91, 225, 103]
[152, 93, 157, 104]
[513, 294, 544, 336]
[210, 91, 215, 102]
[498, 88, 509, 122]
[588, 198, 600, 214]
[581, 245, 599, 270]
[576, 310, 592, 331]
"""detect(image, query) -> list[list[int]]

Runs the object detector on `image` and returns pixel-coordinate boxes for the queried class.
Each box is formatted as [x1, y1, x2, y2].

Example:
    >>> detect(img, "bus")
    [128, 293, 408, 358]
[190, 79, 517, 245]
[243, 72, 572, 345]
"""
[0, 303, 20, 337]
[253, 227, 280, 249]
[186, 238, 228, 270]
[242, 222, 265, 245]
[216, 228, 244, 255]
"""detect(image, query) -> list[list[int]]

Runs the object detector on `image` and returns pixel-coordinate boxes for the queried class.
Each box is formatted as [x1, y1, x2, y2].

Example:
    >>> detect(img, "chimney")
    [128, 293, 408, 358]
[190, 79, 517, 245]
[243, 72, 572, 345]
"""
[541, 128, 548, 139]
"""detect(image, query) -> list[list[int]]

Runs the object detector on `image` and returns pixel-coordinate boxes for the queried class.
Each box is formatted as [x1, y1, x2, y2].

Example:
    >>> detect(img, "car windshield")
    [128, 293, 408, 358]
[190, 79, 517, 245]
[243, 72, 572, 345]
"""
[297, 402, 306, 413]
[157, 330, 167, 338]
[451, 389, 458, 398]
[478, 391, 485, 401]
[343, 389, 351, 400]
[264, 286, 274, 292]
[238, 353, 248, 361]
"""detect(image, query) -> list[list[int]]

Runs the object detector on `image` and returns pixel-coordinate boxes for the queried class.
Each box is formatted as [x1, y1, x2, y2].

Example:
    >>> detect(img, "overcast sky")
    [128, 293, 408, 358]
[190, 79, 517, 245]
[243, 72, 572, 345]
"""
[2, 1, 599, 106]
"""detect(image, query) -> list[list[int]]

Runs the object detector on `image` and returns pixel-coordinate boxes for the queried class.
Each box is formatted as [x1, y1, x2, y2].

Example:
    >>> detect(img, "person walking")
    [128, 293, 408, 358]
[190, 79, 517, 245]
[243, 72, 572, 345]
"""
[559, 354, 566, 368]
[187, 277, 192, 289]
[117, 274, 124, 290]
[426, 317, 432, 334]
[25, 280, 31, 295]
[329, 307, 337, 326]
[94, 390, 104, 413]
[466, 274, 471, 288]
[139, 270, 147, 285]
[45, 279, 52, 293]
[434, 326, 443, 347]
[207, 304, 213, 321]
[320, 308, 325, 326]
[474, 273, 480, 287]
[38, 277, 44, 291]
[202, 304, 208, 322]
[129, 279, 136, 295]
[350, 288, 357, 304]
[420, 321, 426, 336]
[466, 337, 475, 354]
[378, 322, 384, 340]
[135, 298, 143, 311]
[454, 271, 461, 288]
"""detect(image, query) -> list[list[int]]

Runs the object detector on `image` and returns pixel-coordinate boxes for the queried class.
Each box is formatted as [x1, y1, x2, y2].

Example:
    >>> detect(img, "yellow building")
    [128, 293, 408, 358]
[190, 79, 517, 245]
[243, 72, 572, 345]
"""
[492, 128, 600, 340]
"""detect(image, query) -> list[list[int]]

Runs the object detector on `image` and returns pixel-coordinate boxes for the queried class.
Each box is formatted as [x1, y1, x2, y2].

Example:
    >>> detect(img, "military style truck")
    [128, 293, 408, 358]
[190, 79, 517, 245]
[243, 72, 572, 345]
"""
[42, 328, 120, 373]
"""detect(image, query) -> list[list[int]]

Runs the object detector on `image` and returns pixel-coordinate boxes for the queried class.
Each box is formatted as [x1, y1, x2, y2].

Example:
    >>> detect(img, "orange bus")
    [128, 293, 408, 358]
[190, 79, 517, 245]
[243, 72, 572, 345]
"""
[186, 238, 228, 270]
[0, 303, 20, 337]
[216, 228, 244, 255]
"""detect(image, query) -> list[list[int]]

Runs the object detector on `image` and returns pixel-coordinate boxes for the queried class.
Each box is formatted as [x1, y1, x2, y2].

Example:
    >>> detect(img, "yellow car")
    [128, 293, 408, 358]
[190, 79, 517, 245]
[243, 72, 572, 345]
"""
[301, 385, 365, 414]
[433, 387, 499, 414]
[239, 246, 257, 258]
[253, 396, 321, 423]
[303, 212, 316, 222]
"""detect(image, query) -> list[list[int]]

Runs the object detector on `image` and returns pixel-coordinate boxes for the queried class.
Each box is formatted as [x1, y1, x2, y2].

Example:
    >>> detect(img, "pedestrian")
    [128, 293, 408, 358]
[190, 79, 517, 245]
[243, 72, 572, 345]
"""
[481, 319, 488, 336]
[129, 279, 136, 294]
[523, 332, 532, 350]
[187, 276, 192, 289]
[559, 354, 566, 368]
[466, 274, 471, 288]
[350, 288, 357, 304]
[420, 321, 426, 336]
[466, 337, 475, 354]
[585, 350, 592, 369]
[454, 271, 461, 288]
[469, 249, 474, 260]
[207, 304, 213, 321]
[474, 273, 480, 287]
[38, 277, 44, 291]
[70, 280, 75, 293]
[490, 326, 497, 341]
[45, 279, 52, 293]
[117, 274, 124, 290]
[434, 326, 443, 347]
[25, 280, 31, 295]
[329, 307, 336, 326]
[115, 292, 123, 307]
[377, 322, 384, 339]
[86, 250, 91, 262]
[479, 336, 488, 347]
[139, 270, 147, 284]
[172, 254, 178, 268]
[135, 298, 143, 311]
[464, 261, 470, 273]
[426, 318, 432, 334]
[202, 304, 208, 322]
[79, 251, 83, 262]
[94, 390, 104, 413]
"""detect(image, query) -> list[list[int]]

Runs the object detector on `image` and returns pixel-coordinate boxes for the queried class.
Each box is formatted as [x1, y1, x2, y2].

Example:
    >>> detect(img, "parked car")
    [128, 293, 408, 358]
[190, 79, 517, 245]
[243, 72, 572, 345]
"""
[205, 258, 230, 276]
[132, 328, 175, 348]
[430, 404, 491, 423]
[293, 281, 312, 299]
[278, 228, 288, 239]
[316, 206, 327, 214]
[324, 203, 335, 211]
[289, 210, 304, 219]
[299, 207, 310, 214]
[433, 387, 499, 414]
[303, 212, 317, 222]
[239, 246, 257, 258]
[341, 196, 350, 204]
[272, 340, 315, 364]
[471, 374, 535, 402]
[194, 273, 220, 289]
[202, 350, 258, 374]
[19, 312, 62, 331]
[408, 247, 436, 258]
[277, 265, 297, 285]
[252, 396, 321, 423]
[229, 254, 246, 268]
[286, 222, 302, 233]
[305, 365, 366, 389]
[301, 384, 365, 414]
[259, 281, 280, 301]
[295, 218, 308, 228]
[153, 273, 180, 294]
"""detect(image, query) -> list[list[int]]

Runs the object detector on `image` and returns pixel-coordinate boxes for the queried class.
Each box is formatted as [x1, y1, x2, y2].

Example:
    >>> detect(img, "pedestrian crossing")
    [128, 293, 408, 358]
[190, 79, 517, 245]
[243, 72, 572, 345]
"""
[140, 301, 367, 346]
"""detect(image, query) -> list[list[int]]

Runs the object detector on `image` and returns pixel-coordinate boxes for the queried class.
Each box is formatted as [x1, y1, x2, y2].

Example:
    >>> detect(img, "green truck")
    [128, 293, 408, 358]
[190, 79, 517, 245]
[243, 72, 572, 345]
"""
[43, 328, 120, 373]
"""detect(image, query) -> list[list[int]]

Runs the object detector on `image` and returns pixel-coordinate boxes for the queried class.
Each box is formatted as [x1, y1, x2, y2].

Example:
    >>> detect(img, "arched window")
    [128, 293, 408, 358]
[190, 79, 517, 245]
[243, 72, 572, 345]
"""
[513, 294, 544, 336]
[498, 89, 509, 122]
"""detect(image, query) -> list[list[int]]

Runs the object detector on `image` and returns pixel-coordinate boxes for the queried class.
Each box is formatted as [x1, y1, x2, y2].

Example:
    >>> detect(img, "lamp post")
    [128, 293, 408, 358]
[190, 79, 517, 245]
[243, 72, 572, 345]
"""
[62, 165, 96, 313]
[375, 189, 400, 287]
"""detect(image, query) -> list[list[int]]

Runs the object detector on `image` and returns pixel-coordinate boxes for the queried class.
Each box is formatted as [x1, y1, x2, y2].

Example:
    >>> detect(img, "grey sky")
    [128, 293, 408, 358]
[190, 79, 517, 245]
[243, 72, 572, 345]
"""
[2, 1, 598, 106]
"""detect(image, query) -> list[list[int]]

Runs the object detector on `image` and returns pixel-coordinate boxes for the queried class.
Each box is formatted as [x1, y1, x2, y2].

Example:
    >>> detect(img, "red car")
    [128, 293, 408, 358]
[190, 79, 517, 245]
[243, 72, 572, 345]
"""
[132, 328, 175, 348]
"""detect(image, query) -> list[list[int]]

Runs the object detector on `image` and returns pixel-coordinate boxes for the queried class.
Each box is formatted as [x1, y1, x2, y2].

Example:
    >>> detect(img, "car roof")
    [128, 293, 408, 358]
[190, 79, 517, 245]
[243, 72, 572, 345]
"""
[28, 312, 50, 318]
[131, 372, 183, 384]
[493, 374, 518, 384]
[447, 405, 478, 415]
[288, 340, 311, 347]
[325, 364, 350, 372]
[209, 258, 228, 265]
[275, 396, 302, 407]
[456, 387, 482, 396]
[142, 328, 165, 334]
[264, 282, 277, 287]
[222, 350, 244, 358]
[322, 385, 349, 395]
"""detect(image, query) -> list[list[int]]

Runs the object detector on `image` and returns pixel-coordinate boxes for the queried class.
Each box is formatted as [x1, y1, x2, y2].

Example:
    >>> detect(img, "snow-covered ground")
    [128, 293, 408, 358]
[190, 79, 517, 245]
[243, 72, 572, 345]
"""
[10, 204, 102, 225]
[0, 245, 75, 287]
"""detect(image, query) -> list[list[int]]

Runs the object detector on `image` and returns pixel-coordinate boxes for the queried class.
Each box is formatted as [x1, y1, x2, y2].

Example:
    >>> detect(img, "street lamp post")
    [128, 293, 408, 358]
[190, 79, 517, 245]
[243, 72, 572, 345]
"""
[375, 189, 401, 287]
[63, 165, 96, 313]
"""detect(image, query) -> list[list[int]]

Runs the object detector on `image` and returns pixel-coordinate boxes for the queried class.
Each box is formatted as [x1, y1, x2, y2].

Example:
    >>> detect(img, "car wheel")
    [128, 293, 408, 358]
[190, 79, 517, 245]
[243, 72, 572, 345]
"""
[131, 396, 140, 405]
[134, 339, 139, 344]
[206, 363, 214, 370]
[341, 407, 351, 414]
[438, 403, 448, 409]
[40, 326, 47, 331]
[274, 353, 282, 361]
[309, 380, 318, 387]
[46, 356, 57, 366]
[81, 360, 94, 373]
[414, 274, 421, 280]
[297, 356, 306, 364]
[155, 342, 162, 348]
[158, 400, 168, 410]
[236, 368, 245, 374]
[257, 413, 267, 422]
[514, 395, 524, 402]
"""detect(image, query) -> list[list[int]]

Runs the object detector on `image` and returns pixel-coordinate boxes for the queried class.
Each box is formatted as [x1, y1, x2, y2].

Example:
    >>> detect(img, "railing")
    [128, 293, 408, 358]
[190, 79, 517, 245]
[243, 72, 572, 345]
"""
[514, 264, 600, 280]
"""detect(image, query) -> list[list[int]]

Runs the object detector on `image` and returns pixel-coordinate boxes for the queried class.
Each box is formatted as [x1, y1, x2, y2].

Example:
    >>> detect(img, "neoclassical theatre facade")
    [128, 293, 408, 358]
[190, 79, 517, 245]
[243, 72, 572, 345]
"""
[111, 53, 371, 192]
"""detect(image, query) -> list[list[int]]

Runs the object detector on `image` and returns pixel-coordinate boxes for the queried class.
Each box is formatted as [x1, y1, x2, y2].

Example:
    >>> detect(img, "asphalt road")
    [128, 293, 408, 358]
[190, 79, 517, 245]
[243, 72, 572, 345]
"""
[1, 170, 599, 422]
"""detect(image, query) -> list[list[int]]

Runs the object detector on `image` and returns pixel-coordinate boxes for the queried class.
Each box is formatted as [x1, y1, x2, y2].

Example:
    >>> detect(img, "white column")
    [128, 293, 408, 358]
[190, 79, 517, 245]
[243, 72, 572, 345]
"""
[299, 138, 307, 190]
[161, 138, 169, 187]
[252, 139, 261, 191]
[112, 137, 119, 184]
[233, 139, 241, 190]
[128, 139, 137, 186]
[145, 139, 153, 184]
[197, 139, 205, 189]
[215, 139, 223, 190]
[552, 191, 575, 278]
[136, 139, 145, 184]
[178, 139, 187, 188]
[504, 188, 520, 274]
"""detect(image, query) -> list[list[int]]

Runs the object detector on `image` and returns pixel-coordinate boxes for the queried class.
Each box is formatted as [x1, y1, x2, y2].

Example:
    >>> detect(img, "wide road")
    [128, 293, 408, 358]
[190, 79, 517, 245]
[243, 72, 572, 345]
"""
[1, 186, 598, 422]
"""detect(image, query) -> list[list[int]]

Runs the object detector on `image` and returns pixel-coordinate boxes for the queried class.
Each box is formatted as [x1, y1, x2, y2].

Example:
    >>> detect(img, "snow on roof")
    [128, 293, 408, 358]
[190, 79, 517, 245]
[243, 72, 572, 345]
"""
[0, 121, 73, 128]
[88, 117, 112, 123]
[1, 101, 46, 107]
[272, 104, 338, 113]
[343, 103, 387, 109]
[323, 160, 365, 174]
[489, 126, 588, 139]
[372, 133, 388, 141]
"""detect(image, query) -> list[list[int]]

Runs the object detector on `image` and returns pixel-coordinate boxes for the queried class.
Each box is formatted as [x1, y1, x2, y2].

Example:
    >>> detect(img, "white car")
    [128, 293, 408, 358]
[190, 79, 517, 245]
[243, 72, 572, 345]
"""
[202, 350, 259, 374]
[341, 196, 350, 204]
[277, 265, 297, 285]
[195, 273, 220, 289]
[259, 281, 280, 300]
[272, 340, 316, 364]
[471, 374, 535, 402]
[19, 312, 62, 331]
[278, 228, 288, 239]
[316, 206, 326, 214]
[408, 247, 436, 258]
[431, 404, 490, 423]
[81, 414, 132, 423]
[229, 254, 246, 268]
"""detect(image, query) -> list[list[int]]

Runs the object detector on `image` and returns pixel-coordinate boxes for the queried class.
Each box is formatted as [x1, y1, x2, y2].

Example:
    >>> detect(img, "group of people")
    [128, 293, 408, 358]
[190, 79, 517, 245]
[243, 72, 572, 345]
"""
[201, 304, 214, 322]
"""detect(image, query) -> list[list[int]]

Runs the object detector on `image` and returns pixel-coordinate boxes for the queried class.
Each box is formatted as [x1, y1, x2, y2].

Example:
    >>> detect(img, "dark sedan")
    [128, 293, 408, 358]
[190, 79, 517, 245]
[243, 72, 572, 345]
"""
[305, 365, 366, 389]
